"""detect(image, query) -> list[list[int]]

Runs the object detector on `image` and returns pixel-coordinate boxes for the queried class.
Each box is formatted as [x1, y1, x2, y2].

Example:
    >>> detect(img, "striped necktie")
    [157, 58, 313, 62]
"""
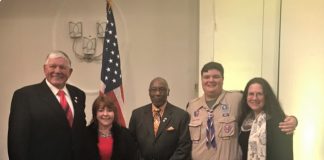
[58, 90, 73, 127]
[153, 108, 161, 136]
[206, 111, 216, 148]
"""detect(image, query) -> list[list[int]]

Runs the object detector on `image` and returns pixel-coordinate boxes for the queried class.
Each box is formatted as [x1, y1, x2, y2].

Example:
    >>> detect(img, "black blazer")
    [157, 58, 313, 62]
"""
[239, 115, 293, 160]
[129, 102, 192, 160]
[85, 123, 138, 160]
[8, 80, 87, 160]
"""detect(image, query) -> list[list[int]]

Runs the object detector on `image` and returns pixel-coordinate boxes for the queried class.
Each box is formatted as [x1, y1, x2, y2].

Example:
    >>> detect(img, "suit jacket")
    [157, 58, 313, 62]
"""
[129, 102, 192, 160]
[8, 80, 87, 160]
[85, 122, 138, 160]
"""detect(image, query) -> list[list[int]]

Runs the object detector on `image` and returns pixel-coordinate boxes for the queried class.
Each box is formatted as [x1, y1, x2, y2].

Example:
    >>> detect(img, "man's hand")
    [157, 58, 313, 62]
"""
[279, 115, 298, 135]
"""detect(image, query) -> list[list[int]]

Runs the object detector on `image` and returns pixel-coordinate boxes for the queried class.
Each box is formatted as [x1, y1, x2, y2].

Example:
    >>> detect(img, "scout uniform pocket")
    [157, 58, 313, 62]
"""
[217, 116, 236, 139]
[189, 120, 202, 141]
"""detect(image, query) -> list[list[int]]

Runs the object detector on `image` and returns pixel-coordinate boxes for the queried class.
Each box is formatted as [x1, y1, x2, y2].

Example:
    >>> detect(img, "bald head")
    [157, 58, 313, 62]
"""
[149, 77, 169, 89]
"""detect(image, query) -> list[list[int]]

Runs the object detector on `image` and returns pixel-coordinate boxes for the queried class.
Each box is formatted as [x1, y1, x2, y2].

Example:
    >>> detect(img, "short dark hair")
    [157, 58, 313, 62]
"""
[201, 62, 224, 77]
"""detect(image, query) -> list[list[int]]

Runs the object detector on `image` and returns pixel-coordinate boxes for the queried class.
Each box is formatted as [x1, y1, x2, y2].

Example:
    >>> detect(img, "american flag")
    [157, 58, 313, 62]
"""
[100, 3, 126, 127]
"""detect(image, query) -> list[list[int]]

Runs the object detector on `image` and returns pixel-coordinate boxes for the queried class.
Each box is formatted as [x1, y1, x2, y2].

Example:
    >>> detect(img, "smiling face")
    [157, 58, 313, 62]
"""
[43, 57, 72, 89]
[92, 95, 118, 128]
[201, 69, 224, 100]
[149, 78, 169, 107]
[96, 106, 115, 128]
[247, 83, 265, 114]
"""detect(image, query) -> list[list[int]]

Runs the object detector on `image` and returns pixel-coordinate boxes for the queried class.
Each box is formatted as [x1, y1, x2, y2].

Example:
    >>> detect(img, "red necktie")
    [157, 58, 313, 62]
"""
[58, 90, 73, 127]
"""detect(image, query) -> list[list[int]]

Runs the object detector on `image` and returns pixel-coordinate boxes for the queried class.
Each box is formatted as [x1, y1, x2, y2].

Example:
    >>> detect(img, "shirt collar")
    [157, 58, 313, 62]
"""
[152, 102, 167, 115]
[203, 90, 226, 110]
[45, 79, 69, 96]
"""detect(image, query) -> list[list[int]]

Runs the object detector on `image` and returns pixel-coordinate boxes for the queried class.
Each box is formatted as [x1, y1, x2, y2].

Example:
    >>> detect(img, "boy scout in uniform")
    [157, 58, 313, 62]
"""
[187, 62, 297, 160]
[187, 90, 242, 160]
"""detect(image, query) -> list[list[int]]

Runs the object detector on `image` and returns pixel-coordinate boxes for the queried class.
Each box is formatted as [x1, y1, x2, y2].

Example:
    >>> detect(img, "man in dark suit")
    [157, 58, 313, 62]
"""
[129, 77, 191, 160]
[8, 50, 87, 160]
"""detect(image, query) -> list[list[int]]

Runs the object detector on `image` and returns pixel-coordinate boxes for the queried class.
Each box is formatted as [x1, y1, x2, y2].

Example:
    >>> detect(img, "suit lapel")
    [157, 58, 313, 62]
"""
[66, 86, 76, 127]
[143, 105, 155, 138]
[66, 85, 85, 129]
[156, 103, 173, 138]
[38, 80, 69, 124]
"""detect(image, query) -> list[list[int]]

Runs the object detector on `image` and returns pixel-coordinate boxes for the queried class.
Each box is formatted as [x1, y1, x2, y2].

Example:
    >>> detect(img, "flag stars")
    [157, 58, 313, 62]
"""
[101, 8, 123, 92]
[109, 58, 113, 63]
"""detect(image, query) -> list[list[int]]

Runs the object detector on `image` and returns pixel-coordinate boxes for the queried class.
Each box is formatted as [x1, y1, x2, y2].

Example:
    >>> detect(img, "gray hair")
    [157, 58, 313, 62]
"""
[44, 50, 72, 67]
[149, 77, 169, 90]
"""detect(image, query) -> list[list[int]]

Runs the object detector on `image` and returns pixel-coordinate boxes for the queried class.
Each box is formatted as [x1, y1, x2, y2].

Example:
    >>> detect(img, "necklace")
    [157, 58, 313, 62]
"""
[98, 130, 112, 138]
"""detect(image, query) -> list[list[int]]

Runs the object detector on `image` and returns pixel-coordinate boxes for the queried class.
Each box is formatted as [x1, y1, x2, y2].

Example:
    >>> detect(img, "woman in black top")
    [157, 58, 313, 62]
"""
[238, 77, 293, 160]
[85, 95, 138, 160]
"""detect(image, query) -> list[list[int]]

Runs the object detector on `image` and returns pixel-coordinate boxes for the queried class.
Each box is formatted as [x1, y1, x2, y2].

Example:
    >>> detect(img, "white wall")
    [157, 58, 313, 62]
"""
[279, 0, 324, 159]
[199, 0, 281, 93]
[0, 0, 198, 159]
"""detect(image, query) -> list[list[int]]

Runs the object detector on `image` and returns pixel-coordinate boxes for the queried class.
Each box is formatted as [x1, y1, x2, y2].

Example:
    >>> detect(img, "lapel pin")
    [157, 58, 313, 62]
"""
[74, 97, 78, 103]
[163, 117, 167, 122]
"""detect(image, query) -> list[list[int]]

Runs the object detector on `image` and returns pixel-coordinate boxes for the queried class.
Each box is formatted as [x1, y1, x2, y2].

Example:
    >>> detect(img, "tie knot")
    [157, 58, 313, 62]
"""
[153, 108, 160, 113]
[57, 90, 65, 96]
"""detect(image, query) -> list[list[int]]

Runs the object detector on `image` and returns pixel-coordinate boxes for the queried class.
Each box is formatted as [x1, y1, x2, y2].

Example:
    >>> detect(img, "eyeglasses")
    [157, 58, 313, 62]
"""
[248, 92, 264, 98]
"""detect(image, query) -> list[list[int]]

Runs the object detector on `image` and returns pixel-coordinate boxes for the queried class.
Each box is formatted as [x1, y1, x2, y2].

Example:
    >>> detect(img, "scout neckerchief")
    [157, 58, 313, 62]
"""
[205, 91, 228, 149]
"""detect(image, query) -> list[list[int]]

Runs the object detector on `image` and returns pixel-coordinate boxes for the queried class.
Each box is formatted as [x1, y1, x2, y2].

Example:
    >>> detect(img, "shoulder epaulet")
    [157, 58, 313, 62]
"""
[186, 97, 202, 109]
[189, 97, 200, 103]
[227, 90, 243, 93]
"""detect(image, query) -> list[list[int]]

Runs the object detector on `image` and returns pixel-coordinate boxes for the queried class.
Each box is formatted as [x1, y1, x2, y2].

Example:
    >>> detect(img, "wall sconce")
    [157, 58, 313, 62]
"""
[96, 22, 106, 38]
[69, 22, 82, 38]
[69, 21, 106, 62]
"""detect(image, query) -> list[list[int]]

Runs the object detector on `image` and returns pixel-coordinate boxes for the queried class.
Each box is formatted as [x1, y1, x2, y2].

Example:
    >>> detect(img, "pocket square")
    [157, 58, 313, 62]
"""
[166, 126, 175, 131]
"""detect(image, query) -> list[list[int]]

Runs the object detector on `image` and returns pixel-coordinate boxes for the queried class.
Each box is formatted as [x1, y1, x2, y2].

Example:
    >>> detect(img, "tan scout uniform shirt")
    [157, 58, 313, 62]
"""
[187, 90, 242, 160]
